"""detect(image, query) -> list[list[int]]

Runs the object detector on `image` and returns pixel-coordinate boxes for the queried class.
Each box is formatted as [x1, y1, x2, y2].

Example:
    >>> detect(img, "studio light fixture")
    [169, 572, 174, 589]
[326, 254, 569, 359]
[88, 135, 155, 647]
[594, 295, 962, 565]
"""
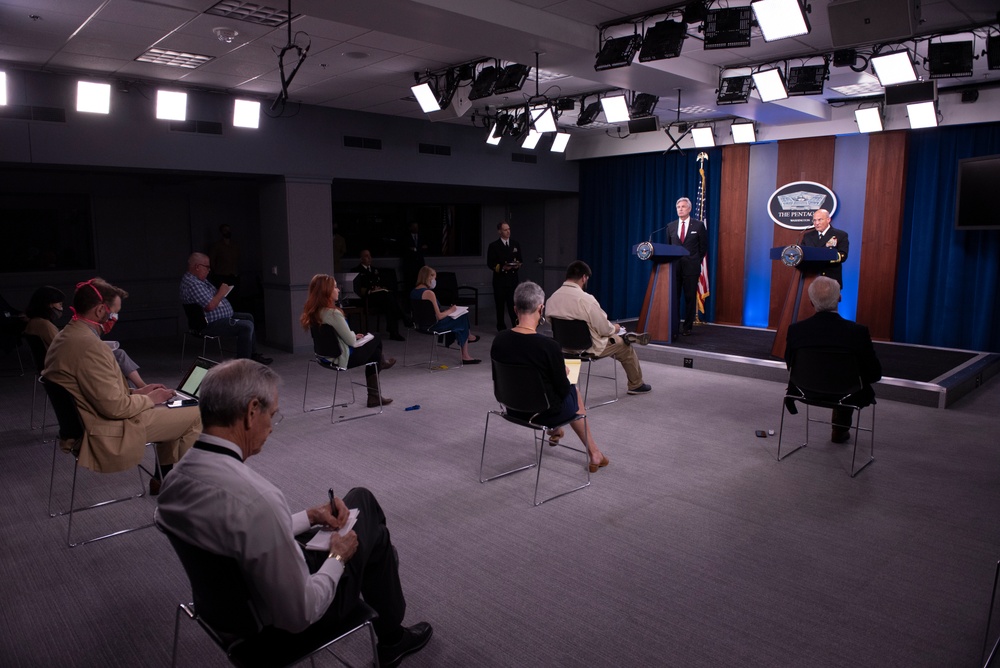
[530, 105, 557, 133]
[76, 81, 110, 114]
[751, 0, 810, 42]
[410, 82, 441, 112]
[638, 20, 686, 62]
[0, 71, 6, 106]
[988, 34, 1000, 70]
[486, 121, 503, 145]
[155, 89, 187, 121]
[787, 63, 827, 96]
[493, 63, 531, 94]
[600, 94, 631, 123]
[594, 33, 642, 71]
[550, 132, 571, 153]
[691, 126, 716, 148]
[703, 6, 753, 50]
[717, 74, 752, 105]
[468, 64, 499, 100]
[577, 100, 602, 126]
[731, 120, 757, 144]
[233, 99, 260, 128]
[630, 93, 659, 118]
[752, 68, 788, 102]
[928, 40, 974, 79]
[906, 100, 938, 129]
[521, 129, 542, 149]
[854, 106, 883, 133]
[871, 50, 917, 86]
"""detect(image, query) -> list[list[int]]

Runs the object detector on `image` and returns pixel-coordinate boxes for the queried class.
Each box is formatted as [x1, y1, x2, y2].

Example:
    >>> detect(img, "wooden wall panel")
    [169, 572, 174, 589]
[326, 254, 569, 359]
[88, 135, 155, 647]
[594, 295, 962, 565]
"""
[716, 144, 750, 324]
[768, 136, 837, 327]
[856, 131, 908, 340]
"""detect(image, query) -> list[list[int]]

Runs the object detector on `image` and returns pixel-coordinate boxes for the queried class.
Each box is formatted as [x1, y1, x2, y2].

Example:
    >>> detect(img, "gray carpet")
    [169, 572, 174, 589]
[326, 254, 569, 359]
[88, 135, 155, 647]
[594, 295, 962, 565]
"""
[1, 323, 999, 667]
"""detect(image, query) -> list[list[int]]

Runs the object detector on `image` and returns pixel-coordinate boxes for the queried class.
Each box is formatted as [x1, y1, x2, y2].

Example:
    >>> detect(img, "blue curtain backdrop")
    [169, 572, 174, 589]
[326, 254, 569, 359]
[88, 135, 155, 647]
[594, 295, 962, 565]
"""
[895, 121, 1000, 352]
[578, 149, 722, 321]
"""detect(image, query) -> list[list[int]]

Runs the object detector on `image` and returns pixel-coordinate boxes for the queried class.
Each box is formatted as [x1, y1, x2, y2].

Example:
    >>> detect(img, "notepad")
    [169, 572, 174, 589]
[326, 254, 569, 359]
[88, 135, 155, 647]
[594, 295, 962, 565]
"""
[566, 359, 582, 385]
[449, 305, 469, 319]
[303, 508, 360, 551]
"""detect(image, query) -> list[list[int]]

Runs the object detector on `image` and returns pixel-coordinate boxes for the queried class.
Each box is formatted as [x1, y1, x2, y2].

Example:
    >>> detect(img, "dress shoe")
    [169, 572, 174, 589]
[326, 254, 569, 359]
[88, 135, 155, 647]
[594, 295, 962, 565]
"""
[831, 429, 851, 444]
[380, 357, 397, 371]
[468, 334, 481, 343]
[681, 329, 692, 337]
[627, 383, 652, 395]
[625, 331, 651, 345]
[377, 622, 433, 668]
[368, 396, 393, 408]
[462, 358, 482, 365]
[148, 477, 162, 496]
[389, 333, 406, 342]
[251, 352, 273, 365]
[588, 455, 609, 473]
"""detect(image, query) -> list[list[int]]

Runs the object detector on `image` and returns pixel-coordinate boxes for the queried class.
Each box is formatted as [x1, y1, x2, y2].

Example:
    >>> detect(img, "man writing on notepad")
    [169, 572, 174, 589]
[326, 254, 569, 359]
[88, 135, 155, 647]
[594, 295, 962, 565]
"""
[180, 252, 271, 364]
[155, 359, 432, 667]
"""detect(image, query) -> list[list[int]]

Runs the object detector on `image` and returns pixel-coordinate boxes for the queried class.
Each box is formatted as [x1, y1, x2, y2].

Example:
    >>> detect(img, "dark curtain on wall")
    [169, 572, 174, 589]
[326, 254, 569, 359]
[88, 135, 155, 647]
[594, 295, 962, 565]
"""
[578, 149, 722, 321]
[895, 122, 1000, 352]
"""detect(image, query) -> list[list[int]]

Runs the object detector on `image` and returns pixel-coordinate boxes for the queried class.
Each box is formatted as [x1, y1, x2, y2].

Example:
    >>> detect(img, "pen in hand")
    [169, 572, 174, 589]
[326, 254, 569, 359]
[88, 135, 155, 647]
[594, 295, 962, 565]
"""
[328, 488, 338, 521]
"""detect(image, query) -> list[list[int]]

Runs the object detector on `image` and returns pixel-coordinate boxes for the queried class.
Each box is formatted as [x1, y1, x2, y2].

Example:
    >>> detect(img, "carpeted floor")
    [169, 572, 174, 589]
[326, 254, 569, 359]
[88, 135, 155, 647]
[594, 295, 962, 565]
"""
[1, 321, 999, 667]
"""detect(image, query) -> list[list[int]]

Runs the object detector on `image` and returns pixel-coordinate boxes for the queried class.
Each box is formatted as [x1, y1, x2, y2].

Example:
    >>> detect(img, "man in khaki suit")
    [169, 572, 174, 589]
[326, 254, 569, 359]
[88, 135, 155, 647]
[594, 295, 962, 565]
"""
[44, 278, 201, 492]
[545, 261, 652, 395]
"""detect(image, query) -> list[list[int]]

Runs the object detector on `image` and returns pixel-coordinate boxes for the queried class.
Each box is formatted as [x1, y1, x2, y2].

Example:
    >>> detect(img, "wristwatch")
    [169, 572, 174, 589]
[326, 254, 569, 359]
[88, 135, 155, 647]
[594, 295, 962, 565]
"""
[328, 551, 343, 563]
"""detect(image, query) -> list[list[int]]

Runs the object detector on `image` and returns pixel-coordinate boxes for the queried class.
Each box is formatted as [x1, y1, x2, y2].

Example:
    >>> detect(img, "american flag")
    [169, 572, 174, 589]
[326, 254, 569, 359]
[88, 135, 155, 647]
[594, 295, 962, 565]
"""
[695, 152, 710, 314]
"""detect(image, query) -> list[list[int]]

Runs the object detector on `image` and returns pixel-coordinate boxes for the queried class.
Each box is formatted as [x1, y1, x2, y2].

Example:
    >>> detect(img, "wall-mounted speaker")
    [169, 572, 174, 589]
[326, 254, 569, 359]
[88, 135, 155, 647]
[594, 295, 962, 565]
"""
[828, 0, 921, 48]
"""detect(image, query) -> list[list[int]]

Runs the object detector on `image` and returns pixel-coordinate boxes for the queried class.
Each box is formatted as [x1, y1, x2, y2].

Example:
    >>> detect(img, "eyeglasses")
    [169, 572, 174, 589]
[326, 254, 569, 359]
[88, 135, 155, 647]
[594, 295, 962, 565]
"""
[197, 263, 211, 269]
[271, 410, 284, 425]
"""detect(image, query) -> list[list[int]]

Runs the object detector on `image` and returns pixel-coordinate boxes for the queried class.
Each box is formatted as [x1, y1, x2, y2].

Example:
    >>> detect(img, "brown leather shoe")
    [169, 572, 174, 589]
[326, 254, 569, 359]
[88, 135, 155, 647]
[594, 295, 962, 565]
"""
[380, 357, 397, 371]
[368, 396, 393, 408]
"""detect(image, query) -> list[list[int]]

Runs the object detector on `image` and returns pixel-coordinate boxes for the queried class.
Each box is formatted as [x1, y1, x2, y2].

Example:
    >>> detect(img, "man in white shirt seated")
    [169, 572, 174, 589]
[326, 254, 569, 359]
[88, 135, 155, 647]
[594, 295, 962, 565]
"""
[545, 260, 651, 395]
[155, 359, 432, 667]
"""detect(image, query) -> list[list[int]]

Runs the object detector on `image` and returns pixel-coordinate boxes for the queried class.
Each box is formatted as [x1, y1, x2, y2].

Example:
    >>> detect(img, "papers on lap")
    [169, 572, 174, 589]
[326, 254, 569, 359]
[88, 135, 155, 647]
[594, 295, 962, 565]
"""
[304, 508, 360, 551]
[356, 333, 374, 346]
[449, 305, 469, 319]
[566, 359, 581, 385]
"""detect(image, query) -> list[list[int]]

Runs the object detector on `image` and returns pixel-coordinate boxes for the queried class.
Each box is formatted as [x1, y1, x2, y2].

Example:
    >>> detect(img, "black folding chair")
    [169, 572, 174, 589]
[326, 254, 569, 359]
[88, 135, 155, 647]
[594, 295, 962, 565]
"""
[161, 528, 380, 668]
[549, 317, 619, 409]
[181, 303, 223, 362]
[24, 334, 49, 431]
[480, 360, 591, 506]
[777, 347, 876, 477]
[403, 299, 461, 371]
[302, 324, 383, 423]
[42, 377, 160, 547]
[434, 271, 479, 325]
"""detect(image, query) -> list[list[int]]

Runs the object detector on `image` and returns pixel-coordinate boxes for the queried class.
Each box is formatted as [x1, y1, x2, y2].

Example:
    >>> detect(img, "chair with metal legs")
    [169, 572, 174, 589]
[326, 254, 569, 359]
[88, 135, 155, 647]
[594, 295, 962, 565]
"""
[549, 317, 619, 409]
[181, 303, 224, 362]
[403, 299, 461, 371]
[777, 348, 876, 477]
[24, 334, 49, 431]
[480, 360, 591, 506]
[161, 528, 380, 668]
[42, 377, 160, 547]
[302, 324, 383, 423]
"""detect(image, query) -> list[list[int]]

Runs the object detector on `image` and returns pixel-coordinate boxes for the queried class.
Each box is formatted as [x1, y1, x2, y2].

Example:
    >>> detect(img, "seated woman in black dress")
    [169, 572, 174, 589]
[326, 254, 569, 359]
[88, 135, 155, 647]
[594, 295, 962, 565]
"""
[410, 265, 481, 365]
[300, 274, 395, 407]
[490, 281, 608, 473]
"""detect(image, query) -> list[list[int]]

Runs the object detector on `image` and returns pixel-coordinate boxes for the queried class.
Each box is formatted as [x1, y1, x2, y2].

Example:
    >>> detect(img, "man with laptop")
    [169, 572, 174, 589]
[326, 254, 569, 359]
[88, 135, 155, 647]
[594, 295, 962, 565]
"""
[44, 278, 202, 494]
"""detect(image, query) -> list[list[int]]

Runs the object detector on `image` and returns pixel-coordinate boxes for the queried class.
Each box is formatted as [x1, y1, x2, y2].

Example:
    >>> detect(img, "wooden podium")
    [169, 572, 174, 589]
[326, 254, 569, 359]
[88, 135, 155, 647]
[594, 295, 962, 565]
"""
[633, 243, 688, 345]
[769, 245, 838, 359]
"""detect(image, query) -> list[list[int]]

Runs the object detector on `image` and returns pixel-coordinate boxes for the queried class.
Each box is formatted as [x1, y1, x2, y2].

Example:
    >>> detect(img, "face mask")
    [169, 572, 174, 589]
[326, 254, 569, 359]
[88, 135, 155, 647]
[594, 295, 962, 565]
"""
[51, 307, 64, 321]
[102, 311, 119, 335]
[429, 279, 437, 289]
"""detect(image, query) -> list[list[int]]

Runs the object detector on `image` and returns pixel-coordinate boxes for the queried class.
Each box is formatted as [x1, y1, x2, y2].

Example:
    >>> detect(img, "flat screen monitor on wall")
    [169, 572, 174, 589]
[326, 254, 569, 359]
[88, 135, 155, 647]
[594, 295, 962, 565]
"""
[956, 154, 1000, 231]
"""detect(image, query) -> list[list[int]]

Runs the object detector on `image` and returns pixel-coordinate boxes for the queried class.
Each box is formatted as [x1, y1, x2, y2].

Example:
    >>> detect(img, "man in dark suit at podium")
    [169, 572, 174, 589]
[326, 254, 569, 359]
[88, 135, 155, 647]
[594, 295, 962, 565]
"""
[785, 277, 881, 444]
[800, 209, 848, 286]
[485, 221, 522, 330]
[667, 197, 708, 336]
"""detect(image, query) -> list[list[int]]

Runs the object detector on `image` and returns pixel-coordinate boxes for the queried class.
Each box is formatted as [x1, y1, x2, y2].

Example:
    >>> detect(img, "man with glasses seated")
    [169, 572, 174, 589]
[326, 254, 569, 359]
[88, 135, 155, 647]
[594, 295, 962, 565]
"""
[43, 278, 202, 493]
[155, 359, 432, 668]
[180, 252, 272, 364]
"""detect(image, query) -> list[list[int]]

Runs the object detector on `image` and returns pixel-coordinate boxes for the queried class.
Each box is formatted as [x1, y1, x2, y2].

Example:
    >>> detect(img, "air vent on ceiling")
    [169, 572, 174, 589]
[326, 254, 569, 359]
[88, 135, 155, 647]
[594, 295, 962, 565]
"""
[343, 136, 382, 150]
[0, 105, 66, 123]
[205, 1, 292, 26]
[511, 153, 537, 164]
[169, 120, 224, 135]
[418, 143, 451, 156]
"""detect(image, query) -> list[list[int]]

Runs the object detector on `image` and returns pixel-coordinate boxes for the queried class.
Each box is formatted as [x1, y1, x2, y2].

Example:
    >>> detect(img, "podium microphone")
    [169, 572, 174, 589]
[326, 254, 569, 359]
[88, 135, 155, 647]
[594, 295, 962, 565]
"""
[647, 226, 669, 243]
